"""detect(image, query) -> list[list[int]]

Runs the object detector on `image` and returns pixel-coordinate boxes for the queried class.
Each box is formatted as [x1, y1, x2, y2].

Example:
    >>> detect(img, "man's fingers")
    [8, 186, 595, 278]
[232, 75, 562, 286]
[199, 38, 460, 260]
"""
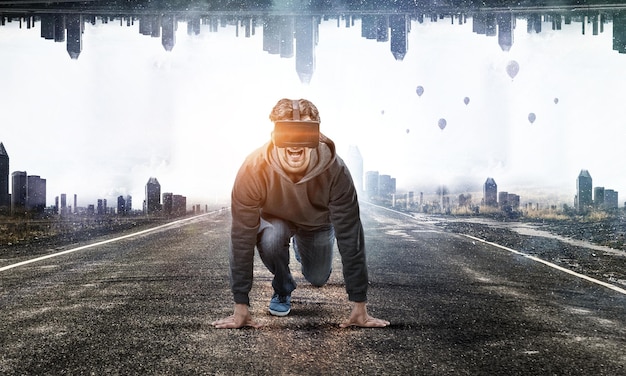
[339, 316, 390, 328]
[211, 315, 263, 329]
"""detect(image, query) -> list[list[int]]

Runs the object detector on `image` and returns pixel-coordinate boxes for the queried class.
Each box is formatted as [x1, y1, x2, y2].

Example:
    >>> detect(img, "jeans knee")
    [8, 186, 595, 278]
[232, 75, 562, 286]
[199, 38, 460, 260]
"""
[304, 270, 331, 287]
[257, 218, 292, 256]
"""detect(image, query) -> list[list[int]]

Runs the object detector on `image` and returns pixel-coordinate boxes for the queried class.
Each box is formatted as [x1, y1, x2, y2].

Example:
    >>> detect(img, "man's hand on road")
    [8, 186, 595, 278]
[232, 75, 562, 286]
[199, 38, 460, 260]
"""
[340, 301, 390, 328]
[212, 304, 262, 329]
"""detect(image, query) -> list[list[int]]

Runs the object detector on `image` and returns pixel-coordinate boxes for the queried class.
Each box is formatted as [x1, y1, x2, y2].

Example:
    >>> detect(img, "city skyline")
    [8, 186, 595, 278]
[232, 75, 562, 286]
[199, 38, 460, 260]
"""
[2, 5, 625, 207]
[3, 7, 626, 67]
[2, 137, 620, 215]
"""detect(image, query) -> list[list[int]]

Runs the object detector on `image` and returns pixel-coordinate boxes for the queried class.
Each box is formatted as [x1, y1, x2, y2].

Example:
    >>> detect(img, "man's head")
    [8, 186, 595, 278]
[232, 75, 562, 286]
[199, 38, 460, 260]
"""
[270, 98, 321, 177]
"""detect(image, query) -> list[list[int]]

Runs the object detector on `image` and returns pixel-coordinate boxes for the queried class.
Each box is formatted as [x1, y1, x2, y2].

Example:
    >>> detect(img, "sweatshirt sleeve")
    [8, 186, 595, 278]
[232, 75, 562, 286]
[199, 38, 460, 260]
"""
[328, 162, 368, 302]
[229, 159, 265, 305]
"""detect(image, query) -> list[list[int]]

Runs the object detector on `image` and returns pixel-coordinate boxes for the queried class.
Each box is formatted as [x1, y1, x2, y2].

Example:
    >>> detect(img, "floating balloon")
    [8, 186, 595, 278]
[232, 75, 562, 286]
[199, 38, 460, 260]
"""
[528, 112, 536, 123]
[438, 118, 447, 130]
[416, 86, 424, 97]
[406, 129, 410, 134]
[463, 97, 470, 105]
[554, 98, 559, 104]
[506, 60, 519, 79]
[381, 110, 385, 115]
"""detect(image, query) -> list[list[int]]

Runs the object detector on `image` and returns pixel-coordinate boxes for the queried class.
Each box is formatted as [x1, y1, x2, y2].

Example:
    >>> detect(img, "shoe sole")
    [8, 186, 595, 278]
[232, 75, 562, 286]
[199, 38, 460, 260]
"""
[269, 308, 291, 317]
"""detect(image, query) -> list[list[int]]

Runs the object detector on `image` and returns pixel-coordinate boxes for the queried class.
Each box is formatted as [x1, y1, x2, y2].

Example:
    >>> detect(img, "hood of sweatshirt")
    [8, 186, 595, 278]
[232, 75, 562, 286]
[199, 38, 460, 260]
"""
[265, 133, 337, 184]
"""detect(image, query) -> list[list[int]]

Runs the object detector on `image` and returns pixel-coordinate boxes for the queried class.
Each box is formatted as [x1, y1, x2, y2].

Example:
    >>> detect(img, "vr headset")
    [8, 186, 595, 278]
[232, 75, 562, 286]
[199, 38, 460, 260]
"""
[273, 100, 320, 148]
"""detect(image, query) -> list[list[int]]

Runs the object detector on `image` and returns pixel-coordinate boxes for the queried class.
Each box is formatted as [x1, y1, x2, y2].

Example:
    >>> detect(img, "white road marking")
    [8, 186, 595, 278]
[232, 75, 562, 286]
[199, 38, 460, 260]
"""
[363, 202, 626, 296]
[0, 213, 213, 273]
[462, 234, 626, 296]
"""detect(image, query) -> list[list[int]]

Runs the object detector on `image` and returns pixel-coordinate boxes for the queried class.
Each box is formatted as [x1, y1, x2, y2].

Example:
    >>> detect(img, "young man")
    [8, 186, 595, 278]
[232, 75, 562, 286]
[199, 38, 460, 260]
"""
[212, 98, 389, 329]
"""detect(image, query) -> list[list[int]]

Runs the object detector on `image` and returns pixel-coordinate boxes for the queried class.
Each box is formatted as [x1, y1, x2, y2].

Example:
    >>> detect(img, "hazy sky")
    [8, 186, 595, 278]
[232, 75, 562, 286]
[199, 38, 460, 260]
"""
[2, 11, 625, 208]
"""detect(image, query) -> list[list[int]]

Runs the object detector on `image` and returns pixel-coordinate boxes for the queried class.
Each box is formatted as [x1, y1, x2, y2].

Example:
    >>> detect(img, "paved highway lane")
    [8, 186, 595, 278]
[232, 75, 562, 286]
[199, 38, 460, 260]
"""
[1, 205, 625, 375]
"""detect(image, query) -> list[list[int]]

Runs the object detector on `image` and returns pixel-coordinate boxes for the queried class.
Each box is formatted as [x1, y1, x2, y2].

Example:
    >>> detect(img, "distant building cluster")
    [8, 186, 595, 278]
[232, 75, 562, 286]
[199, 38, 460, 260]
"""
[343, 145, 398, 205]
[0, 143, 47, 216]
[365, 171, 397, 203]
[0, 141, 191, 218]
[144, 177, 188, 218]
[575, 169, 619, 212]
[481, 177, 520, 212]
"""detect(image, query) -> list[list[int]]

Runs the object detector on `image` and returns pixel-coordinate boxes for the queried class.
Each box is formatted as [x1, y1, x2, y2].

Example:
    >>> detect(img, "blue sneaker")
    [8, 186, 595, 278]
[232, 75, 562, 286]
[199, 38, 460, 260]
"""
[269, 293, 291, 316]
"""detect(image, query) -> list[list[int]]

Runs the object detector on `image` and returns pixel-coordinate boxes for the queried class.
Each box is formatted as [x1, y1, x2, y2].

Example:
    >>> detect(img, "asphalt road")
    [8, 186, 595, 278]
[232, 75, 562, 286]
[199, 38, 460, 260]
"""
[1, 204, 625, 375]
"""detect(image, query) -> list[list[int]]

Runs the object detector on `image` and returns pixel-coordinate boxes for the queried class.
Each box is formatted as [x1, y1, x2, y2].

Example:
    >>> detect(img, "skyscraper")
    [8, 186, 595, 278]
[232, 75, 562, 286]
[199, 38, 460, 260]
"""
[576, 169, 593, 211]
[390, 14, 408, 61]
[145, 177, 161, 214]
[483, 177, 498, 206]
[11, 171, 27, 214]
[26, 175, 46, 213]
[594, 186, 605, 208]
[604, 189, 618, 210]
[0, 142, 9, 214]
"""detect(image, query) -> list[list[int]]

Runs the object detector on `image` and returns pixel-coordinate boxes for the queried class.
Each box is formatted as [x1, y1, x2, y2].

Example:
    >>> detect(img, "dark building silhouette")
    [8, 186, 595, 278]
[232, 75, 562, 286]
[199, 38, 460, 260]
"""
[162, 192, 173, 216]
[125, 195, 132, 213]
[117, 195, 127, 214]
[66, 14, 82, 59]
[390, 14, 409, 61]
[473, 13, 497, 37]
[614, 11, 626, 53]
[594, 186, 605, 208]
[11, 171, 27, 214]
[145, 177, 161, 214]
[162, 14, 176, 51]
[527, 13, 542, 33]
[497, 12, 514, 51]
[26, 175, 46, 213]
[172, 194, 186, 217]
[575, 169, 593, 211]
[483, 177, 498, 206]
[375, 15, 389, 42]
[605, 189, 618, 209]
[163, 192, 187, 217]
[0, 142, 9, 214]
[60, 193, 67, 215]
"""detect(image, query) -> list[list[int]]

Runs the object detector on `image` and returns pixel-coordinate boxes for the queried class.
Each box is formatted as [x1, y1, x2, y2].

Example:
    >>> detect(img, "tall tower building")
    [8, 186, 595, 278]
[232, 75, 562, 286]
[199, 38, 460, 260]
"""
[0, 142, 9, 214]
[11, 171, 27, 214]
[483, 177, 498, 206]
[576, 169, 593, 211]
[390, 14, 408, 61]
[345, 145, 364, 194]
[145, 177, 161, 214]
[125, 195, 132, 213]
[27, 175, 46, 213]
[497, 12, 514, 51]
[161, 14, 176, 51]
[66, 14, 83, 59]
[604, 189, 618, 210]
[594, 186, 605, 208]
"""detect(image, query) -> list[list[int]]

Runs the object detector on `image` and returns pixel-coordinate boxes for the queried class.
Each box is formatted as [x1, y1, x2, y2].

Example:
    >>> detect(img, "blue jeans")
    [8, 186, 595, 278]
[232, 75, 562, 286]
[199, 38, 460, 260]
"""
[257, 216, 335, 297]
